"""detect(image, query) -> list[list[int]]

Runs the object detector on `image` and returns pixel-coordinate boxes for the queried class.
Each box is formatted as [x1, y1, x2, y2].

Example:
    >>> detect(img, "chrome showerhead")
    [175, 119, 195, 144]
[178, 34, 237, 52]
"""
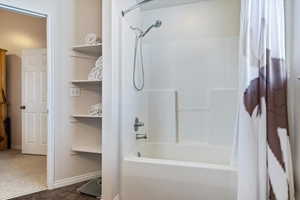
[154, 20, 162, 28]
[140, 20, 162, 38]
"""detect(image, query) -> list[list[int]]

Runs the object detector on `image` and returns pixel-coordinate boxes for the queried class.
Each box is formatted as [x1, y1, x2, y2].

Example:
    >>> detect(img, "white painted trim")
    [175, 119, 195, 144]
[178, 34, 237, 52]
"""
[102, 0, 122, 200]
[53, 171, 101, 189]
[46, 11, 55, 191]
[0, 3, 56, 191]
[0, 3, 45, 18]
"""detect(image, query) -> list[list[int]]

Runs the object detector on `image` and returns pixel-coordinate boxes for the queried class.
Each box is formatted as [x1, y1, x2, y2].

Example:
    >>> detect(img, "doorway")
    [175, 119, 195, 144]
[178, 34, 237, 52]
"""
[0, 7, 48, 199]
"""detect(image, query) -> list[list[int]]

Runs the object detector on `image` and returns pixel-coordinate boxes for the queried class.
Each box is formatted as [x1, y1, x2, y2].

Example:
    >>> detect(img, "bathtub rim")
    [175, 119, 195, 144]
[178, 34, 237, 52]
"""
[124, 156, 237, 172]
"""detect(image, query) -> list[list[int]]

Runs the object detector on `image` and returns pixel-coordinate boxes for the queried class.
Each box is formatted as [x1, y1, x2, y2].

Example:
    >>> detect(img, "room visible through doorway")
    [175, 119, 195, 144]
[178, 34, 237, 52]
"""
[0, 8, 48, 199]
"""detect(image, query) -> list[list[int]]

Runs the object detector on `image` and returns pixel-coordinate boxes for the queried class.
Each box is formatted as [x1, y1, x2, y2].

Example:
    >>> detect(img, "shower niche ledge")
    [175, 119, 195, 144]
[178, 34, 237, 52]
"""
[137, 0, 205, 10]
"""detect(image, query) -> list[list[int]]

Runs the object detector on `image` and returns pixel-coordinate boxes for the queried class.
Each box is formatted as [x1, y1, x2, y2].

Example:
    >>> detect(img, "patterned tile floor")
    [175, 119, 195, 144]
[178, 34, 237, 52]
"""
[0, 150, 47, 200]
[10, 182, 97, 200]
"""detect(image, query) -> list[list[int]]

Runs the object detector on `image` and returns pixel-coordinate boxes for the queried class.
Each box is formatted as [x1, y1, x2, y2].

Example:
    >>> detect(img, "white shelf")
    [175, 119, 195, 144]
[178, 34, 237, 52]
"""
[72, 43, 102, 56]
[71, 80, 102, 84]
[72, 145, 102, 154]
[138, 0, 204, 10]
[72, 114, 102, 119]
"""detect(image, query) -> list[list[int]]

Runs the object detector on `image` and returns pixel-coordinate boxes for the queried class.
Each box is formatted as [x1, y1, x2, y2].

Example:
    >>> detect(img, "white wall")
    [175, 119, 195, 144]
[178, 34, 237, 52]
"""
[102, 0, 124, 199]
[0, 9, 47, 150]
[139, 0, 240, 147]
[0, 9, 46, 52]
[291, 0, 300, 198]
[0, 0, 102, 188]
[55, 0, 101, 181]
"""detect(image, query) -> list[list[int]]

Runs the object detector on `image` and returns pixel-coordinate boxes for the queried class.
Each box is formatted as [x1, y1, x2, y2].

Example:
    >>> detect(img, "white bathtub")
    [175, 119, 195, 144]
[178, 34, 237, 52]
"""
[122, 143, 237, 200]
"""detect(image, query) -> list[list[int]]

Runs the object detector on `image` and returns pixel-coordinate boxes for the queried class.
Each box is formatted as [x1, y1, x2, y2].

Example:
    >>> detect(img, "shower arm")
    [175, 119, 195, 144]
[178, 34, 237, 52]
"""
[122, 0, 154, 17]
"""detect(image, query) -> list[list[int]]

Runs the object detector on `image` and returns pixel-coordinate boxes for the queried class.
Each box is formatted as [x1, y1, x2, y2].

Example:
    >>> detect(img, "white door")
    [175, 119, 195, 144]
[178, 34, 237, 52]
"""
[21, 49, 47, 155]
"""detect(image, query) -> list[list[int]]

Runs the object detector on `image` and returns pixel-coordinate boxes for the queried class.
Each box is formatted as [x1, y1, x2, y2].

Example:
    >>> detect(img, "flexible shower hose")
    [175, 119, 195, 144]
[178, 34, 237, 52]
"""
[133, 35, 145, 91]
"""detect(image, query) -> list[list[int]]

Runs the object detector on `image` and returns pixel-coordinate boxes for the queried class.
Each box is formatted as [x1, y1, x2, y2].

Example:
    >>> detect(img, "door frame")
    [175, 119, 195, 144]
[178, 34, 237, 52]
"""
[0, 3, 55, 189]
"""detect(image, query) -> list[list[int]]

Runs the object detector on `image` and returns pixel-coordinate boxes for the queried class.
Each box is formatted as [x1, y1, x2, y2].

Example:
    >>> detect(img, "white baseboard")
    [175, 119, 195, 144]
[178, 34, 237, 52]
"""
[113, 194, 120, 200]
[53, 170, 101, 189]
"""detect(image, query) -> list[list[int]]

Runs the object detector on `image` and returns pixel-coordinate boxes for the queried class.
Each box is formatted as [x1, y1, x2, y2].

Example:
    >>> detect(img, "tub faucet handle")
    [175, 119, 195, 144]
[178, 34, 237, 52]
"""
[134, 117, 144, 132]
[136, 133, 148, 140]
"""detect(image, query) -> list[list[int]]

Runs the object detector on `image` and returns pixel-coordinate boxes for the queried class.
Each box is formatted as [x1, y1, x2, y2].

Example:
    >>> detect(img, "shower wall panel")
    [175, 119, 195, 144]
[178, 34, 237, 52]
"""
[141, 0, 240, 147]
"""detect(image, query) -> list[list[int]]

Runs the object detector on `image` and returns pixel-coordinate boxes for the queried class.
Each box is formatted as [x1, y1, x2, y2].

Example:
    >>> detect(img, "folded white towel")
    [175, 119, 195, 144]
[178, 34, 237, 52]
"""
[87, 56, 103, 81]
[88, 103, 102, 116]
[88, 65, 103, 81]
[85, 33, 97, 45]
[95, 56, 103, 67]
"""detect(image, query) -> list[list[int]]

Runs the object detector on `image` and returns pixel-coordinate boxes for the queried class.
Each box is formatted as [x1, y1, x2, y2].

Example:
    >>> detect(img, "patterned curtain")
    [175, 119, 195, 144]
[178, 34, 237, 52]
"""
[0, 49, 7, 151]
[235, 0, 295, 199]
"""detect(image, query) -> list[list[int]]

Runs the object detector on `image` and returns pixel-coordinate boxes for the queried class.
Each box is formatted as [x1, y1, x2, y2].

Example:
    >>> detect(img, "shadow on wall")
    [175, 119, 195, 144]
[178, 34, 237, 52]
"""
[6, 54, 22, 150]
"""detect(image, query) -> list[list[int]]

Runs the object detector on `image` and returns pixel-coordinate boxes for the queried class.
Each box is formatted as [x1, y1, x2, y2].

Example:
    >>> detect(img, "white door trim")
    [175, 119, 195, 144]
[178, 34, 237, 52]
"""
[0, 3, 56, 189]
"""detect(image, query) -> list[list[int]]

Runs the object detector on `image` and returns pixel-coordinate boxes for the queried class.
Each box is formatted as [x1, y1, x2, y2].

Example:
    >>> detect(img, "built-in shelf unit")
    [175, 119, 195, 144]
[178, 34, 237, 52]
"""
[70, 0, 102, 198]
[70, 43, 102, 155]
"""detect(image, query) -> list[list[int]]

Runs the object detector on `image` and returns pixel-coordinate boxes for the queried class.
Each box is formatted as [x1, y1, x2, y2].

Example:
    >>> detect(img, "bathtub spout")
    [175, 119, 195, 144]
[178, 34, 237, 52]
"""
[136, 133, 148, 140]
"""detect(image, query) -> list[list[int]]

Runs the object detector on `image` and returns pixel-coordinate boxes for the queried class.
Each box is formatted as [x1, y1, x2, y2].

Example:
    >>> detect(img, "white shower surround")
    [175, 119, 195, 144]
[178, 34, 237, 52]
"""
[141, 0, 240, 146]
[119, 0, 240, 199]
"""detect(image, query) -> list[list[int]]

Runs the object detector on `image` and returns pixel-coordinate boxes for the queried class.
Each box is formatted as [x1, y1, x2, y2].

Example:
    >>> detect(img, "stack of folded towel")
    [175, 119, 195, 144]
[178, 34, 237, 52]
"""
[88, 56, 103, 81]
[88, 103, 102, 116]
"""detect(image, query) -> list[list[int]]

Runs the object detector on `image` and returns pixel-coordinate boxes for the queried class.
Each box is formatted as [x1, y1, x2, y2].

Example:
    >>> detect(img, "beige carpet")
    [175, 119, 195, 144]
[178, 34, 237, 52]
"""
[0, 150, 47, 200]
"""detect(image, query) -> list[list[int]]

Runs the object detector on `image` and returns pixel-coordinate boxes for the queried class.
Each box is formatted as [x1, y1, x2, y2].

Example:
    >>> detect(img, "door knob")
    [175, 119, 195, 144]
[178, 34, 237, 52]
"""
[20, 105, 26, 110]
